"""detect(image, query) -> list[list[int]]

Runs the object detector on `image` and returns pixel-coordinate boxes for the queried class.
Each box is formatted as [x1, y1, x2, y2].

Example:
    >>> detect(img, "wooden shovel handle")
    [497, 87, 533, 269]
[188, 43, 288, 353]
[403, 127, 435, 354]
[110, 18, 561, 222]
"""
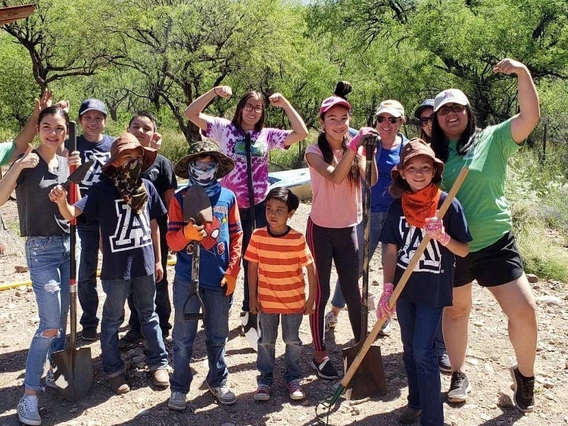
[340, 166, 469, 388]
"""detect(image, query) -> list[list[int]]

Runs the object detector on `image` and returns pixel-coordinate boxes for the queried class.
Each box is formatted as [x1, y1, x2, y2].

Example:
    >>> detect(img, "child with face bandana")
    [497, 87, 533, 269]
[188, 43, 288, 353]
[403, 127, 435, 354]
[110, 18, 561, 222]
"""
[49, 133, 169, 395]
[166, 139, 243, 411]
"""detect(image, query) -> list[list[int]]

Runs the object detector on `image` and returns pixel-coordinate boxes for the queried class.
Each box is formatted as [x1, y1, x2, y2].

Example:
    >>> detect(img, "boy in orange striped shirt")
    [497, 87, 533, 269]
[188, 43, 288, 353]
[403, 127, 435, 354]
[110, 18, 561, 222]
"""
[245, 187, 316, 401]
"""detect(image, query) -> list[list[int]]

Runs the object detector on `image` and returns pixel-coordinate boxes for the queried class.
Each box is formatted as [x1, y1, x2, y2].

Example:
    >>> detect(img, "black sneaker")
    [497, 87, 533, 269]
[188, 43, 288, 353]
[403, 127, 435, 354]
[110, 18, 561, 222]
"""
[311, 357, 339, 380]
[447, 371, 471, 402]
[81, 326, 98, 341]
[399, 405, 421, 424]
[119, 329, 144, 348]
[510, 366, 535, 413]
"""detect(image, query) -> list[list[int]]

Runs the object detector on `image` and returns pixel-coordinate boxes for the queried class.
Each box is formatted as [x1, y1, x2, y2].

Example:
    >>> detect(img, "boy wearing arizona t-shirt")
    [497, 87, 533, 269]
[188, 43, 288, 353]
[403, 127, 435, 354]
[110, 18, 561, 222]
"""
[50, 133, 169, 395]
[68, 98, 115, 341]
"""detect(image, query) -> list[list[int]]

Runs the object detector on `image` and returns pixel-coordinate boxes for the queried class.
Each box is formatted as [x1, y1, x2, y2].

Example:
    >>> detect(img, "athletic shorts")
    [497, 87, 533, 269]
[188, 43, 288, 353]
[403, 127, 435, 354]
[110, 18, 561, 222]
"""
[454, 231, 524, 288]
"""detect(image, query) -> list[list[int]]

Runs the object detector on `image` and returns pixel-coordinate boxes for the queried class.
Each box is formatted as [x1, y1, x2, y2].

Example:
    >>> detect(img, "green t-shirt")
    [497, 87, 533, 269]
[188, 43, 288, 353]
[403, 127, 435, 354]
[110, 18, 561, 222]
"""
[0, 141, 15, 166]
[441, 119, 519, 252]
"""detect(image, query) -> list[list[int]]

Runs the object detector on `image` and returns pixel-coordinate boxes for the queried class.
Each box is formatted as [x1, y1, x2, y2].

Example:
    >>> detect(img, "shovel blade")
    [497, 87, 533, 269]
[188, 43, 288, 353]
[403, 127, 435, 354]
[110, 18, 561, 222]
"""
[52, 347, 93, 402]
[183, 185, 212, 225]
[342, 343, 386, 400]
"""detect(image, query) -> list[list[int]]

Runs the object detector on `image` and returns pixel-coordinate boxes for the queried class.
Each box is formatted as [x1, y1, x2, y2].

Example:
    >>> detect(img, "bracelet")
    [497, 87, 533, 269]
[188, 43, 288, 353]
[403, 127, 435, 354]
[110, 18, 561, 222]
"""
[439, 233, 451, 246]
[213, 87, 219, 96]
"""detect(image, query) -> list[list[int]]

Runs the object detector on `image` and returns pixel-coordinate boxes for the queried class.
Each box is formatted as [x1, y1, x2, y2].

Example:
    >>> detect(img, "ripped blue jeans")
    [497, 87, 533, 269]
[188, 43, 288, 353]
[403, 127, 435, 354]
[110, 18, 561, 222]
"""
[24, 235, 70, 391]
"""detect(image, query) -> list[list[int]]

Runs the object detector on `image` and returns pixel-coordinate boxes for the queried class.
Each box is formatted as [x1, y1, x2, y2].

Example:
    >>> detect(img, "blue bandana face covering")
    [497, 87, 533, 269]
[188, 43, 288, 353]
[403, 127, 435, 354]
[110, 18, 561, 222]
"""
[188, 158, 221, 196]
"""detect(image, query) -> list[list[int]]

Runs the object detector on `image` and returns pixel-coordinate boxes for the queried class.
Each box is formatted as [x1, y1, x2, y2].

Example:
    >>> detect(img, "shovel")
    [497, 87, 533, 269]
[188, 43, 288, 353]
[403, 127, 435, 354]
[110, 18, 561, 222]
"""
[182, 184, 212, 321]
[342, 137, 386, 400]
[62, 160, 94, 191]
[52, 121, 93, 402]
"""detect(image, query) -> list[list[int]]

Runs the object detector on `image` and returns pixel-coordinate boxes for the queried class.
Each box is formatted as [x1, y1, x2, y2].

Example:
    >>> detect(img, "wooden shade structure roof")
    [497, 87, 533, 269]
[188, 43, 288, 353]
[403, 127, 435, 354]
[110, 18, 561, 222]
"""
[0, 4, 35, 25]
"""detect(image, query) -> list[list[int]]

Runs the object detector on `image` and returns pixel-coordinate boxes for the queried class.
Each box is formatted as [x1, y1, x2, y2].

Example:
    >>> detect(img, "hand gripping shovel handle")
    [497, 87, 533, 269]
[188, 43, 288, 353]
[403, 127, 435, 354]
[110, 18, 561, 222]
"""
[329, 166, 470, 405]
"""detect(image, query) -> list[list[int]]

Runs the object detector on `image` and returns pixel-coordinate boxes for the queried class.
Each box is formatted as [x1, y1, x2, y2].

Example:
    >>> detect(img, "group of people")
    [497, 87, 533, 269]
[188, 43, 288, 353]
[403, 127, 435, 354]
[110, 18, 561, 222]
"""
[0, 57, 539, 426]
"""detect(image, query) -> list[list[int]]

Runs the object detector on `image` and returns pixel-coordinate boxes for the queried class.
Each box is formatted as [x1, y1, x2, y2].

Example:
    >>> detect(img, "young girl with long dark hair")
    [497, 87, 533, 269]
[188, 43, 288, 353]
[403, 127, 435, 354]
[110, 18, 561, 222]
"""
[0, 105, 81, 426]
[305, 96, 378, 379]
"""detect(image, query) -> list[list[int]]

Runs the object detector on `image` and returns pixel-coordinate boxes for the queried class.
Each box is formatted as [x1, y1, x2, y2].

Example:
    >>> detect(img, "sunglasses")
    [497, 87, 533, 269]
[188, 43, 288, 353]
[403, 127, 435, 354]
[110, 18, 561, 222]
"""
[417, 116, 433, 127]
[376, 116, 400, 124]
[437, 104, 466, 116]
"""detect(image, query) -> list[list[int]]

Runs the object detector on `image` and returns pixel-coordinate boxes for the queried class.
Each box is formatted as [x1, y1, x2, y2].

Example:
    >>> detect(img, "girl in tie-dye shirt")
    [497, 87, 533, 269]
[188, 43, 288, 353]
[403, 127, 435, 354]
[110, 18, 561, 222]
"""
[185, 86, 308, 318]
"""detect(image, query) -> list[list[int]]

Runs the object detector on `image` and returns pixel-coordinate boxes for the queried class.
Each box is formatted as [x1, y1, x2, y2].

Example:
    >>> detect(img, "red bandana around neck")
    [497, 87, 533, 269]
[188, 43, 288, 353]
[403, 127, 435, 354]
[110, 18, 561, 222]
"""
[401, 183, 441, 229]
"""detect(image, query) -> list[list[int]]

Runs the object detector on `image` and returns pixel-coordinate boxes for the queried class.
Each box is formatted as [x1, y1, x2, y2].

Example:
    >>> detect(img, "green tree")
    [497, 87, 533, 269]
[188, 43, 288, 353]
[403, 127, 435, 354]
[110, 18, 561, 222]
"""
[1, 0, 120, 93]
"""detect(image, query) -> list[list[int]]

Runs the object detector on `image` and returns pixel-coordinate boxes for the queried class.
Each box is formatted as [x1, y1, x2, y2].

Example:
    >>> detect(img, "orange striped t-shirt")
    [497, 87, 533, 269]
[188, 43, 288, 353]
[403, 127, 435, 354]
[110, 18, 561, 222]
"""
[244, 226, 313, 314]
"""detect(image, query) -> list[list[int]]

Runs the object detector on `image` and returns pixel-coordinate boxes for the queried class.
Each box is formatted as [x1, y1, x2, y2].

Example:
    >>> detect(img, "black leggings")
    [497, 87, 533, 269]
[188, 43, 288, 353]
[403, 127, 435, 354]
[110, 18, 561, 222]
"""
[306, 218, 361, 351]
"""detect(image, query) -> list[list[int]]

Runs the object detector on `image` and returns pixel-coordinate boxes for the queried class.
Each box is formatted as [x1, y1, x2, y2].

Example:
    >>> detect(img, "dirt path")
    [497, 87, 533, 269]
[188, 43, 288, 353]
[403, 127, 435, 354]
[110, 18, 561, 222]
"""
[0, 200, 567, 425]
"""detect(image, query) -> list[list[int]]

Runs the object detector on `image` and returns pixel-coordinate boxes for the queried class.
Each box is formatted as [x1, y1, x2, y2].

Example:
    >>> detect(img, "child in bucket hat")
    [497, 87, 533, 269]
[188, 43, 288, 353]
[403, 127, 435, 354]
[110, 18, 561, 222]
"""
[49, 133, 170, 395]
[376, 138, 472, 425]
[166, 139, 243, 410]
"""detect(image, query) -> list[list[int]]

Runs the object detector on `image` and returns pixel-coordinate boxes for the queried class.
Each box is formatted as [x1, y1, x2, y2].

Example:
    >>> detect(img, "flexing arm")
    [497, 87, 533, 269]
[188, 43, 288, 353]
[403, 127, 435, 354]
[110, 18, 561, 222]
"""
[269, 93, 309, 146]
[184, 86, 232, 131]
[493, 58, 540, 144]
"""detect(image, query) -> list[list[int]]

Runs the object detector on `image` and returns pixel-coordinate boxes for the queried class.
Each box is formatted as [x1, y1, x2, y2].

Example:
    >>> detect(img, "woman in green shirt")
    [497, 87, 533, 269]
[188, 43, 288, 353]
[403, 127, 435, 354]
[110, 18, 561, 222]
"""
[429, 58, 540, 414]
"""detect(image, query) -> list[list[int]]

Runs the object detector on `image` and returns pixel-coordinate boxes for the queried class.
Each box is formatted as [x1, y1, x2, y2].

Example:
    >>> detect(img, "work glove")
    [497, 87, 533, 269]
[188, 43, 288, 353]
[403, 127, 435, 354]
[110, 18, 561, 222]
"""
[425, 217, 450, 246]
[183, 223, 205, 242]
[376, 282, 395, 320]
[221, 274, 237, 296]
[348, 127, 378, 153]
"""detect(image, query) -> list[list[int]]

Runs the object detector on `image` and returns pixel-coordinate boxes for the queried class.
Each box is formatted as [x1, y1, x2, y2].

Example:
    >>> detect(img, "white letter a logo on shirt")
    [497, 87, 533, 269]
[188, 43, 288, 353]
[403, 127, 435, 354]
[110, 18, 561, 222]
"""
[109, 200, 152, 253]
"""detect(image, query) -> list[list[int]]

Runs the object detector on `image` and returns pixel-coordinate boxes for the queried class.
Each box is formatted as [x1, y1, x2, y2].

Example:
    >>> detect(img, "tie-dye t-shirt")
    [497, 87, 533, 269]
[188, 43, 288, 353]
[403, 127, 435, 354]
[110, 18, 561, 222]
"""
[203, 117, 290, 208]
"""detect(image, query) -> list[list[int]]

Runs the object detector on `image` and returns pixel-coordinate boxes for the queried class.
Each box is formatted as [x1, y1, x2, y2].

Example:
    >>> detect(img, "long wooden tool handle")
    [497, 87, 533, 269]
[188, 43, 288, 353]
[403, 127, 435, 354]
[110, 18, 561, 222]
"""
[340, 166, 469, 387]
[68, 121, 78, 350]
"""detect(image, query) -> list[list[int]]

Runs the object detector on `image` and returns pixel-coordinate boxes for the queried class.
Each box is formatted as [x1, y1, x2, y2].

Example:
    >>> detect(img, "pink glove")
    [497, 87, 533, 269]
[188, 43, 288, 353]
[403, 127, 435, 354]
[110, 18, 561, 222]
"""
[376, 282, 395, 320]
[348, 127, 378, 153]
[425, 217, 450, 246]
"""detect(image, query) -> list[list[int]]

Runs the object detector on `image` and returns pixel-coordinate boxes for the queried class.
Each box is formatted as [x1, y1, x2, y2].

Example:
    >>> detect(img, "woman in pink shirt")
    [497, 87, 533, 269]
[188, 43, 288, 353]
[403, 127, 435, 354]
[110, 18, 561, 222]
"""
[305, 96, 378, 380]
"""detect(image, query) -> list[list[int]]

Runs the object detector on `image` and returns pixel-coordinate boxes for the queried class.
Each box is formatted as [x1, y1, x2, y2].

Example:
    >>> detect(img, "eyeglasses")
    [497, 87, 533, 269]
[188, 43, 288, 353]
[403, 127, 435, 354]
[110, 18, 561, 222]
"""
[377, 116, 400, 124]
[437, 104, 466, 116]
[417, 116, 433, 127]
[243, 103, 263, 114]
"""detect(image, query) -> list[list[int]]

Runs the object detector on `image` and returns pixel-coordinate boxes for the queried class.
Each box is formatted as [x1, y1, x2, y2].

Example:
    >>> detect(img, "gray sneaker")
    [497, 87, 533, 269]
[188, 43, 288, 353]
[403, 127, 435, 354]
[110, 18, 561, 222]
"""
[17, 394, 42, 426]
[45, 368, 56, 389]
[168, 391, 188, 411]
[324, 311, 338, 331]
[209, 384, 237, 405]
[448, 371, 471, 402]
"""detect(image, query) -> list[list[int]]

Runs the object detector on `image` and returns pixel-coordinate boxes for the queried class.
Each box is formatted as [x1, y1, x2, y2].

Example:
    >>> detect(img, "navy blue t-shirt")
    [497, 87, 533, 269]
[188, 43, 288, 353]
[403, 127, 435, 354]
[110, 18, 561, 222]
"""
[379, 192, 472, 307]
[75, 179, 166, 280]
[66, 134, 115, 195]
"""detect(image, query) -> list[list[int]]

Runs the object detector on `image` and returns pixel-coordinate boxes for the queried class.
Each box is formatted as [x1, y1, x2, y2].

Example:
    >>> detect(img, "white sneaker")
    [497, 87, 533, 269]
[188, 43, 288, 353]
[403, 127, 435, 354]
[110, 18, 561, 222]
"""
[324, 311, 338, 332]
[209, 384, 237, 405]
[45, 368, 56, 389]
[168, 391, 188, 411]
[17, 394, 42, 426]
